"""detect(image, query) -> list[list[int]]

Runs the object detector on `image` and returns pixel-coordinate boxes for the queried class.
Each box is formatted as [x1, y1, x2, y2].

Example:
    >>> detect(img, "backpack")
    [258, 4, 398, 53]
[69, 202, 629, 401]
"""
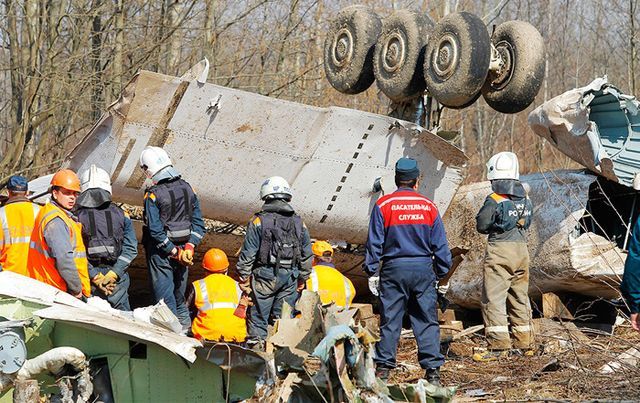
[257, 212, 303, 270]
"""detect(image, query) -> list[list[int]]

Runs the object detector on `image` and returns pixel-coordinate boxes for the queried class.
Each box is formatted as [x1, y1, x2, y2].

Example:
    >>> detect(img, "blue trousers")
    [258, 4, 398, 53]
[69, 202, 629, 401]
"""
[91, 265, 131, 311]
[146, 249, 190, 328]
[247, 266, 298, 341]
[375, 264, 443, 369]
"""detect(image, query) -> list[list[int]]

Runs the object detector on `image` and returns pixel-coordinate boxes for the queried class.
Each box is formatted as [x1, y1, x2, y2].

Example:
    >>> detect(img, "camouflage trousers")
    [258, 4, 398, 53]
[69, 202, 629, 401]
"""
[481, 241, 534, 350]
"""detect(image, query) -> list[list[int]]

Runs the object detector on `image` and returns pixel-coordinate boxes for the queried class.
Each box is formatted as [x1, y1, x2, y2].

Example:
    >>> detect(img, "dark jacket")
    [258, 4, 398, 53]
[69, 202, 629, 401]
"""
[476, 180, 533, 243]
[142, 177, 205, 255]
[236, 199, 312, 281]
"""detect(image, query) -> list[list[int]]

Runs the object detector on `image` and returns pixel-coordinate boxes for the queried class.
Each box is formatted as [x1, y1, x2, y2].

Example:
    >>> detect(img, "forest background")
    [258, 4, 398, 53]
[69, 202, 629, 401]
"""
[0, 0, 637, 184]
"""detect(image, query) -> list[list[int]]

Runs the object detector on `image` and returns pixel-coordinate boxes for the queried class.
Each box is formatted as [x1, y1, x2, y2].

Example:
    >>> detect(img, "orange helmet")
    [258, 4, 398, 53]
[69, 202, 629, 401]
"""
[202, 248, 229, 273]
[50, 169, 81, 192]
[312, 240, 334, 257]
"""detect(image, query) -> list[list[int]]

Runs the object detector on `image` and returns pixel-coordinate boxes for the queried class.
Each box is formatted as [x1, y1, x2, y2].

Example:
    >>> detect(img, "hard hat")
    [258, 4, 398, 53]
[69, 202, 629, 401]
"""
[50, 169, 81, 192]
[202, 248, 229, 273]
[259, 176, 292, 200]
[140, 146, 173, 178]
[80, 164, 112, 194]
[486, 152, 519, 181]
[312, 241, 334, 257]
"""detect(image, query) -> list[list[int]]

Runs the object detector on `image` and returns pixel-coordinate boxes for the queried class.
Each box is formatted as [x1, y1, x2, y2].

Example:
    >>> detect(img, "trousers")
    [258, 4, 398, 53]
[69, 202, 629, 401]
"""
[375, 264, 443, 369]
[481, 241, 533, 350]
[146, 248, 190, 328]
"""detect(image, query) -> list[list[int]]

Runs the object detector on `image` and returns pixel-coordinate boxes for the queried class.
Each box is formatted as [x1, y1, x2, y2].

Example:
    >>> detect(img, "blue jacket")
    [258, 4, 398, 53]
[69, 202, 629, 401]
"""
[143, 178, 205, 255]
[364, 188, 451, 279]
[622, 216, 640, 313]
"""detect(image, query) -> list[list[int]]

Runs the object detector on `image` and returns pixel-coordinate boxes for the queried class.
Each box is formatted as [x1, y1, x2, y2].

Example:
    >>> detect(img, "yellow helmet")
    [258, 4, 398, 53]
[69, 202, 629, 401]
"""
[312, 241, 334, 257]
[202, 248, 229, 273]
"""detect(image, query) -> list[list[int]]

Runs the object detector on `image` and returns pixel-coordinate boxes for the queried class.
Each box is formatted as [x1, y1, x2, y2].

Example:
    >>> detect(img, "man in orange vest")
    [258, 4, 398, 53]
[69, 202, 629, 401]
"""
[27, 170, 91, 299]
[0, 175, 40, 275]
[306, 241, 355, 309]
[186, 248, 246, 342]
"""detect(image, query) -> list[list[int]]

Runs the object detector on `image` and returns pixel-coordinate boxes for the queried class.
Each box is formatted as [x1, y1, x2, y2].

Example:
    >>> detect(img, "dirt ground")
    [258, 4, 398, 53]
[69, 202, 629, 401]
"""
[391, 323, 640, 401]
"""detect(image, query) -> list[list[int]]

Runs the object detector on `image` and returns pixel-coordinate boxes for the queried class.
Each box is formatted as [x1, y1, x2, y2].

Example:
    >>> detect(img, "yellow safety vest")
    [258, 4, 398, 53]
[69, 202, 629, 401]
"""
[306, 264, 356, 309]
[0, 201, 40, 275]
[192, 274, 246, 342]
[27, 202, 91, 297]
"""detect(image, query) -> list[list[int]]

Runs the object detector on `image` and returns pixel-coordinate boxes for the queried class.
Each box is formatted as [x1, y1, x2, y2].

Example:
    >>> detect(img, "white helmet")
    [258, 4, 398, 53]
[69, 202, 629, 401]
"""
[140, 146, 173, 178]
[260, 176, 292, 200]
[80, 164, 112, 194]
[486, 151, 519, 180]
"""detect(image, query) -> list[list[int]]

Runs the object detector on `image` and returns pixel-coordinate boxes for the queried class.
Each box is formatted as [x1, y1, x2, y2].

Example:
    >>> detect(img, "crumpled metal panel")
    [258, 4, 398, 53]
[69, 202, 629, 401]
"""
[528, 76, 640, 188]
[65, 63, 467, 244]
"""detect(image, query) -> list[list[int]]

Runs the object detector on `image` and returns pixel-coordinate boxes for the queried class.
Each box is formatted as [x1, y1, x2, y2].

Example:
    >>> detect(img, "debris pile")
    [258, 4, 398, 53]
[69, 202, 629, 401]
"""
[260, 290, 457, 402]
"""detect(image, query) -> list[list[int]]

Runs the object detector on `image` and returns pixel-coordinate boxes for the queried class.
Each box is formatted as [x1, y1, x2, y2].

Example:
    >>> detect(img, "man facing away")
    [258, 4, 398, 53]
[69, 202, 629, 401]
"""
[28, 170, 91, 299]
[306, 240, 356, 309]
[364, 157, 451, 386]
[187, 248, 247, 343]
[140, 146, 205, 329]
[473, 151, 534, 361]
[236, 176, 313, 351]
[0, 175, 40, 275]
[76, 165, 138, 310]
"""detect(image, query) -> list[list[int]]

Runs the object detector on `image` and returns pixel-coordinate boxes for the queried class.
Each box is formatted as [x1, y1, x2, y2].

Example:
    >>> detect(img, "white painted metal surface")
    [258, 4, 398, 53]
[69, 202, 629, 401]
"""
[64, 62, 467, 244]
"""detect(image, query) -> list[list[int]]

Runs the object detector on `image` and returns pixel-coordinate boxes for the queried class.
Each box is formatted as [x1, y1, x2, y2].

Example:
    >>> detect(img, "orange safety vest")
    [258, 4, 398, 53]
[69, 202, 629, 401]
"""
[306, 264, 356, 309]
[192, 274, 246, 342]
[27, 202, 91, 297]
[0, 201, 40, 275]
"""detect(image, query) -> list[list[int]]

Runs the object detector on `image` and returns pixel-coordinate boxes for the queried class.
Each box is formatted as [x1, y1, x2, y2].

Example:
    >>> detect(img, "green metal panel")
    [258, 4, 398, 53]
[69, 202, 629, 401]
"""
[0, 297, 256, 402]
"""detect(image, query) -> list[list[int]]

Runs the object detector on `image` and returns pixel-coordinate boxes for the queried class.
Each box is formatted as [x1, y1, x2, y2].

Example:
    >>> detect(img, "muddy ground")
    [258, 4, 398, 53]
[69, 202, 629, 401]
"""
[392, 323, 640, 401]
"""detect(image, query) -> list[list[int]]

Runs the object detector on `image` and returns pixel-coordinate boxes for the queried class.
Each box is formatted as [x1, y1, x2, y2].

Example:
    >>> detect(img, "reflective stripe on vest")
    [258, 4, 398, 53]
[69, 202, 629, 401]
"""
[0, 201, 40, 275]
[87, 245, 116, 255]
[27, 202, 91, 297]
[167, 228, 191, 239]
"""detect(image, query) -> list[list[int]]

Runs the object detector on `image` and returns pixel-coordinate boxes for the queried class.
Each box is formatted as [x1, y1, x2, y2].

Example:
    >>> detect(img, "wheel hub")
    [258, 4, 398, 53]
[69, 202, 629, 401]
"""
[432, 34, 459, 79]
[382, 32, 406, 73]
[488, 41, 513, 89]
[332, 28, 353, 68]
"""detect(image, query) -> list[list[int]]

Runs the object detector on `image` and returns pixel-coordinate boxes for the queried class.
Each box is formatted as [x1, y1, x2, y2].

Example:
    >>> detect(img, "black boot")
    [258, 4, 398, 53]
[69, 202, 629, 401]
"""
[375, 366, 390, 381]
[424, 367, 441, 387]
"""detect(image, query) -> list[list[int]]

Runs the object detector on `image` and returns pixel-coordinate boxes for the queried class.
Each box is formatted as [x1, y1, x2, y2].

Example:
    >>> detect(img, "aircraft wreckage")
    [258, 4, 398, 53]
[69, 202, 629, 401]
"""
[4, 5, 639, 400]
[26, 71, 635, 309]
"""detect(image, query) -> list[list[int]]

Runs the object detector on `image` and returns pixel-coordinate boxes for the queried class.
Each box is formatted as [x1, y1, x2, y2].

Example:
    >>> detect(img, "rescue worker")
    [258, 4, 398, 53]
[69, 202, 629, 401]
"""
[76, 165, 137, 310]
[27, 170, 91, 299]
[364, 157, 451, 386]
[140, 146, 205, 329]
[306, 240, 356, 309]
[473, 151, 534, 361]
[187, 248, 246, 342]
[622, 216, 640, 332]
[236, 176, 313, 351]
[0, 175, 40, 275]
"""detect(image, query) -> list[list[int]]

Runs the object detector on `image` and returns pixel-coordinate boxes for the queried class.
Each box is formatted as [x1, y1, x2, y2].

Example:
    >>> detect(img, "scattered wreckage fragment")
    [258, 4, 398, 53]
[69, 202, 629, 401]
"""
[529, 76, 640, 189]
[0, 271, 265, 402]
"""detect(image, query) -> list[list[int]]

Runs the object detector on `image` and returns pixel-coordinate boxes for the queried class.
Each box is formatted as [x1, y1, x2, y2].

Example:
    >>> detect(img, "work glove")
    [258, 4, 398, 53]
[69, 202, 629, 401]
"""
[92, 273, 113, 296]
[238, 277, 252, 295]
[182, 243, 195, 265]
[296, 278, 306, 292]
[368, 275, 380, 297]
[437, 282, 450, 296]
[102, 270, 118, 286]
